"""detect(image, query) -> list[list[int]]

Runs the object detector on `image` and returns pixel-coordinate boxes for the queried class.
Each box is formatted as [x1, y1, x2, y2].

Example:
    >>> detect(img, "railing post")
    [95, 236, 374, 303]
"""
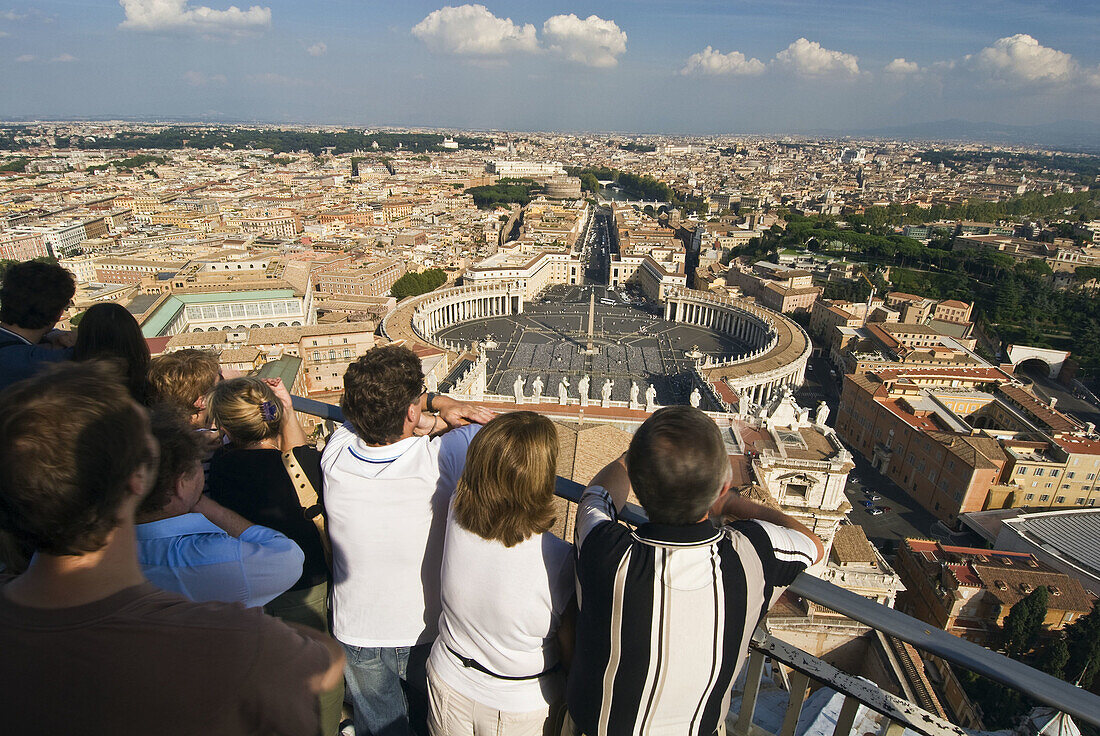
[732, 649, 767, 736]
[881, 720, 906, 736]
[779, 670, 810, 736]
[832, 696, 860, 736]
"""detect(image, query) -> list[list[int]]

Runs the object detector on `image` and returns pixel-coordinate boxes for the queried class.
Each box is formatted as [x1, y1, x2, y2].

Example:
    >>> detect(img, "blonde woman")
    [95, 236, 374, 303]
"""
[205, 376, 343, 735]
[427, 411, 575, 736]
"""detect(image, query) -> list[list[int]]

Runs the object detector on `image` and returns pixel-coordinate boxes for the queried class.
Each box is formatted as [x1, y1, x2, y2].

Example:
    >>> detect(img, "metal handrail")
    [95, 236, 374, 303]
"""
[291, 394, 1100, 727]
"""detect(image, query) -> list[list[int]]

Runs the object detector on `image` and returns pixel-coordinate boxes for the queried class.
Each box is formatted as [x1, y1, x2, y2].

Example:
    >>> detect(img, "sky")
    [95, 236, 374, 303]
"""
[2, 1, 1099, 134]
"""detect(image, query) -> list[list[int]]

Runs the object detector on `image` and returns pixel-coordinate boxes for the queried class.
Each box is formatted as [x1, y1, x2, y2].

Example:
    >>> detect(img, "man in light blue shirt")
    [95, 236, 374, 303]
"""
[136, 406, 303, 607]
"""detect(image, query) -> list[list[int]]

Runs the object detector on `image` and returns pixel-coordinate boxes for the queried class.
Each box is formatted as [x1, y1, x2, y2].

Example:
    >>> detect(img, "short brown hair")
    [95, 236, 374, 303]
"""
[341, 344, 423, 445]
[147, 349, 220, 415]
[206, 377, 283, 446]
[0, 361, 155, 555]
[453, 412, 558, 547]
[627, 406, 729, 525]
[0, 260, 75, 330]
[139, 404, 204, 515]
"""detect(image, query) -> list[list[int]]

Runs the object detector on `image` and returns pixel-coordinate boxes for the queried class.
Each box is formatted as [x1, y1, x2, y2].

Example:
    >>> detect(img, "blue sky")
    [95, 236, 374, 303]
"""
[2, 1, 1098, 133]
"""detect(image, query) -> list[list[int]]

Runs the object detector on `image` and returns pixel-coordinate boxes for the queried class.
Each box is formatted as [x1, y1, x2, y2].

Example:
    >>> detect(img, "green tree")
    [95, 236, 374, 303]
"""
[391, 268, 447, 300]
[578, 173, 599, 192]
[1001, 586, 1049, 658]
[1036, 636, 1069, 679]
[1063, 605, 1100, 688]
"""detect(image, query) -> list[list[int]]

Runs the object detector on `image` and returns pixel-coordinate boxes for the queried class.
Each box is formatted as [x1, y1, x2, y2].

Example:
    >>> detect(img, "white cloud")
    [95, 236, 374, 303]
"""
[50, 53, 77, 63]
[541, 13, 626, 68]
[774, 38, 859, 77]
[183, 70, 227, 85]
[245, 72, 315, 87]
[884, 58, 920, 74]
[968, 34, 1076, 84]
[0, 30, 8, 37]
[14, 53, 33, 62]
[307, 41, 327, 57]
[1, 8, 54, 23]
[118, 0, 271, 35]
[412, 4, 537, 57]
[681, 46, 765, 76]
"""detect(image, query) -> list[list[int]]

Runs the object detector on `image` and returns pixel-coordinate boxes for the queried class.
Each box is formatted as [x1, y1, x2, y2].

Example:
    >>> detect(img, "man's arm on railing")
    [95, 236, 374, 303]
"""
[587, 454, 631, 511]
[712, 491, 825, 564]
[427, 393, 495, 428]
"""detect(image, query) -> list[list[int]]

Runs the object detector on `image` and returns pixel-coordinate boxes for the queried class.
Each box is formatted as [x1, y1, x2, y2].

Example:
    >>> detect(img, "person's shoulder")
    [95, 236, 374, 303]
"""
[207, 444, 241, 468]
[291, 445, 322, 464]
[321, 423, 356, 460]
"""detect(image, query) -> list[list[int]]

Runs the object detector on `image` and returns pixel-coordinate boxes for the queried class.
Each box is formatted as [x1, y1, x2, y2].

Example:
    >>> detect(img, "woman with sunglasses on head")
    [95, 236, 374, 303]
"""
[205, 375, 343, 735]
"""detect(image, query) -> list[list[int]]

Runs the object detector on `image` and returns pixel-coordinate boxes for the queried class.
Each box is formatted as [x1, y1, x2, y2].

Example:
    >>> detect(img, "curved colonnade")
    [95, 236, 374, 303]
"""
[664, 288, 811, 407]
[383, 283, 809, 412]
[381, 281, 525, 352]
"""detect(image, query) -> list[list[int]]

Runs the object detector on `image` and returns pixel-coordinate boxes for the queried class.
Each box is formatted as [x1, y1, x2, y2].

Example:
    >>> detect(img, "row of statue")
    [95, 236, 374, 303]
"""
[512, 374, 661, 411]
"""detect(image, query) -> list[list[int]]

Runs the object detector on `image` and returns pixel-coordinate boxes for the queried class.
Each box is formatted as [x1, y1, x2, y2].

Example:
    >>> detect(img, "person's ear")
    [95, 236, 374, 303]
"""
[126, 463, 154, 500]
[166, 472, 198, 513]
[406, 401, 419, 425]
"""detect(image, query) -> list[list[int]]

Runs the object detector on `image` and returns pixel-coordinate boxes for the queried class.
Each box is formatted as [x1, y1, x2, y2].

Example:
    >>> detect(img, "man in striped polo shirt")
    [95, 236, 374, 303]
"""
[567, 406, 824, 735]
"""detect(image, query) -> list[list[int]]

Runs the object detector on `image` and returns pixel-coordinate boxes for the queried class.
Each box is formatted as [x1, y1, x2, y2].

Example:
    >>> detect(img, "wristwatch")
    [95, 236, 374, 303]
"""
[425, 392, 438, 413]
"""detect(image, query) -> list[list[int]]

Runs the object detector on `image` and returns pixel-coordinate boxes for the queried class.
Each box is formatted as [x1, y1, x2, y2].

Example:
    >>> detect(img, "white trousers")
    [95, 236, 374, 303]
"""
[426, 662, 564, 736]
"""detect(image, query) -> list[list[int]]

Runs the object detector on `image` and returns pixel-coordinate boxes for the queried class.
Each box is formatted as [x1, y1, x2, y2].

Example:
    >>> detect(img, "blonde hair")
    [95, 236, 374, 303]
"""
[147, 349, 220, 417]
[206, 377, 283, 445]
[452, 411, 558, 547]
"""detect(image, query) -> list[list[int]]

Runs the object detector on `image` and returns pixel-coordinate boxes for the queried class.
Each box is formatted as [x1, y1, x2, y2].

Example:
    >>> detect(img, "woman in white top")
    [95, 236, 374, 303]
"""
[427, 411, 576, 736]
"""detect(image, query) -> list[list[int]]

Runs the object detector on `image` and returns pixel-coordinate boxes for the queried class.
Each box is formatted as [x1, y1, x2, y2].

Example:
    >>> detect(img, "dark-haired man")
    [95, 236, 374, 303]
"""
[321, 344, 493, 736]
[567, 406, 824, 735]
[0, 363, 344, 735]
[0, 260, 76, 391]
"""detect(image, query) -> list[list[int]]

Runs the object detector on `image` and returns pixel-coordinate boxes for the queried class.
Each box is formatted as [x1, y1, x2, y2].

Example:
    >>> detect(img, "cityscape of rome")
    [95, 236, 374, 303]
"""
[3, 1, 1100, 735]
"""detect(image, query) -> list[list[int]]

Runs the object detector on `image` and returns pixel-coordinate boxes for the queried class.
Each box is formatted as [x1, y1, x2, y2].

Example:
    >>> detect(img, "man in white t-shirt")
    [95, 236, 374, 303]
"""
[322, 345, 493, 736]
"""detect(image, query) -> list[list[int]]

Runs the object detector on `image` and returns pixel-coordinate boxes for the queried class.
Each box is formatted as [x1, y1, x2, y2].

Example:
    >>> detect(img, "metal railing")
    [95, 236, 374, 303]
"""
[291, 394, 1100, 732]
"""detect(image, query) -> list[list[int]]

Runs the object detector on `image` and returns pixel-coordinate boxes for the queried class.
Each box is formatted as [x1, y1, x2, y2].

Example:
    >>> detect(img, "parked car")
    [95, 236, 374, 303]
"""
[878, 506, 892, 513]
[864, 492, 882, 501]
[868, 508, 884, 516]
[861, 500, 875, 508]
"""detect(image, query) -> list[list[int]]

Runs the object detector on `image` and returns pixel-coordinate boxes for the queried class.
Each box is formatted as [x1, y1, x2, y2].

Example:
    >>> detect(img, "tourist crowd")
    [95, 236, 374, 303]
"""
[0, 260, 823, 736]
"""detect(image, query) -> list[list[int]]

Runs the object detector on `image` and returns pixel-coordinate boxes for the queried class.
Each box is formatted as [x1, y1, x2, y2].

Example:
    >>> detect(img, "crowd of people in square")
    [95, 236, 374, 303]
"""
[0, 260, 823, 736]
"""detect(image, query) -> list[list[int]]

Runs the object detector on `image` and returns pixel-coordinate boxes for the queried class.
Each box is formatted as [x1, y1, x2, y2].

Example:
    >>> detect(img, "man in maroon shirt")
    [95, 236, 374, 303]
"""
[0, 362, 345, 735]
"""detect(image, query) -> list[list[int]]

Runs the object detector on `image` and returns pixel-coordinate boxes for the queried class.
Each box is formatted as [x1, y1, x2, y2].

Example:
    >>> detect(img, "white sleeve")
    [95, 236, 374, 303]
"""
[751, 519, 820, 568]
[575, 485, 616, 550]
[320, 423, 354, 473]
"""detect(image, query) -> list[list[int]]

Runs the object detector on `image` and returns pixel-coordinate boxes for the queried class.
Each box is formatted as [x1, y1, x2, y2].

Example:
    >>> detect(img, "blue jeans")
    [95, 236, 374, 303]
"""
[343, 643, 431, 736]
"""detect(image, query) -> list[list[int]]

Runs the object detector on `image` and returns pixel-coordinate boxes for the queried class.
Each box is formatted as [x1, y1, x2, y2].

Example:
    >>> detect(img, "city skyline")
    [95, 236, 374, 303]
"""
[2, 1, 1099, 136]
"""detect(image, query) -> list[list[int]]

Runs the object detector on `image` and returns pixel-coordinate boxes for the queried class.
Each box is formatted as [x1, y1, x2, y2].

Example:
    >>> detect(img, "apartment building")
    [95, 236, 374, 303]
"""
[836, 366, 1099, 522]
[0, 230, 49, 261]
[727, 261, 822, 314]
[895, 539, 1094, 645]
[313, 259, 406, 298]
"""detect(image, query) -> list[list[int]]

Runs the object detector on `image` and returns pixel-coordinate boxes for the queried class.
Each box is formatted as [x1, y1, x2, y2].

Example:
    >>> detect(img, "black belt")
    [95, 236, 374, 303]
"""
[445, 644, 560, 681]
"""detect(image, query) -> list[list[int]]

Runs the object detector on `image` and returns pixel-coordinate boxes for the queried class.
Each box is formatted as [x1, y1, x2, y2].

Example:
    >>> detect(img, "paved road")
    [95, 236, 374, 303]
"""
[797, 352, 979, 557]
[794, 355, 841, 414]
[841, 452, 959, 557]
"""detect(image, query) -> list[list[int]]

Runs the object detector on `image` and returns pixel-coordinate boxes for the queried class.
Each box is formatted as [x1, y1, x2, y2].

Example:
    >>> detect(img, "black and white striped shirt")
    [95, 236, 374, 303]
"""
[566, 487, 817, 736]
